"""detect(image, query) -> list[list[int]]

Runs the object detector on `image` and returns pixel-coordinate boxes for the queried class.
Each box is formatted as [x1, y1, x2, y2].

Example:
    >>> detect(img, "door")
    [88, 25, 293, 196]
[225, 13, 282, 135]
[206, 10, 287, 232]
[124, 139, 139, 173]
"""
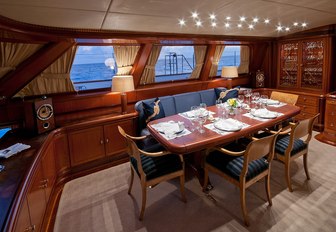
[68, 126, 105, 166]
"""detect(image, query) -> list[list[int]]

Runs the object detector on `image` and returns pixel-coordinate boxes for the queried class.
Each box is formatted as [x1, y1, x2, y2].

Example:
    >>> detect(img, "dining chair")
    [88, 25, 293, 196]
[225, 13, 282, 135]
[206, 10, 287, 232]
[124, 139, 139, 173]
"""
[118, 126, 186, 220]
[203, 132, 280, 226]
[270, 91, 299, 105]
[272, 114, 319, 192]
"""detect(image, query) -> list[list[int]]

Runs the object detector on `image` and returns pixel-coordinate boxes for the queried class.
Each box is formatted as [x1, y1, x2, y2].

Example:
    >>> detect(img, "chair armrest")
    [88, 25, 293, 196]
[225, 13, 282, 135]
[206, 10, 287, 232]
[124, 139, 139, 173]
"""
[264, 127, 291, 135]
[215, 147, 245, 156]
[139, 149, 172, 157]
[126, 134, 149, 140]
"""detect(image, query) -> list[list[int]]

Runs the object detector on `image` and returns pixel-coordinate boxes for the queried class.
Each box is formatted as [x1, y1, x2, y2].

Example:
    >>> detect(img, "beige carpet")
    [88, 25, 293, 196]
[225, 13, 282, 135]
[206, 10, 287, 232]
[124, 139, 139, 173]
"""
[54, 132, 336, 232]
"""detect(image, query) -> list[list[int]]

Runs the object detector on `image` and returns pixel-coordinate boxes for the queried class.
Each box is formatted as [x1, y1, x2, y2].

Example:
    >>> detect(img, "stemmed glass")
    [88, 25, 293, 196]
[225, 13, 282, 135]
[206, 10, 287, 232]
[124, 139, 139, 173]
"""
[244, 89, 252, 105]
[238, 95, 245, 110]
[260, 95, 268, 109]
[190, 106, 200, 132]
[198, 109, 208, 133]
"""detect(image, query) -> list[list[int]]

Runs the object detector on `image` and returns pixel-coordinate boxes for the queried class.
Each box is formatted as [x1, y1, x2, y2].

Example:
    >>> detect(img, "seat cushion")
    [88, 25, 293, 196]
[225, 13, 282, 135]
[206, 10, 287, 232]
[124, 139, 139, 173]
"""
[215, 88, 239, 102]
[173, 92, 202, 113]
[143, 97, 166, 123]
[275, 135, 307, 156]
[198, 89, 217, 106]
[206, 151, 269, 181]
[131, 154, 182, 180]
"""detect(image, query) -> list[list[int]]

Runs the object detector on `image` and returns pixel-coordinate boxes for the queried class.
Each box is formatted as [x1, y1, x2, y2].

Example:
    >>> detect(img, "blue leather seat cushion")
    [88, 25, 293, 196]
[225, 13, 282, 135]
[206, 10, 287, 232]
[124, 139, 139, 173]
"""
[206, 151, 269, 181]
[174, 92, 202, 113]
[198, 89, 217, 106]
[131, 154, 182, 180]
[275, 135, 307, 155]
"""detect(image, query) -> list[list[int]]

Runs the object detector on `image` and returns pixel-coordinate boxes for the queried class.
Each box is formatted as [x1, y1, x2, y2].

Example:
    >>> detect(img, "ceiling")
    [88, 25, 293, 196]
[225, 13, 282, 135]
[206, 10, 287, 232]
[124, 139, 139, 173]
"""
[0, 0, 336, 37]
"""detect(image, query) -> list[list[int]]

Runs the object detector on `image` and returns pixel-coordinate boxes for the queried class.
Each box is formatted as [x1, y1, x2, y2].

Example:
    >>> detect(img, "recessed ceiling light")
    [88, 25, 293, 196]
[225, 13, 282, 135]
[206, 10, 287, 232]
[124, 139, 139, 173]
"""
[226, 16, 231, 20]
[240, 16, 246, 22]
[253, 17, 259, 23]
[293, 22, 299, 26]
[264, 19, 270, 24]
[191, 12, 198, 19]
[302, 22, 307, 27]
[248, 24, 254, 29]
[211, 22, 217, 27]
[285, 27, 290, 31]
[195, 20, 202, 27]
[225, 23, 230, 28]
[237, 23, 242, 28]
[178, 19, 186, 26]
[276, 25, 283, 31]
[209, 13, 216, 20]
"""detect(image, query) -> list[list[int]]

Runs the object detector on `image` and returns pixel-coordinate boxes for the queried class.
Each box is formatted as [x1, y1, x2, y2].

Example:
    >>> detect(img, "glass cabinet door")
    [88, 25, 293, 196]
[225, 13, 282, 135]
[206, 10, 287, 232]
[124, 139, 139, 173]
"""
[301, 40, 324, 89]
[279, 42, 299, 87]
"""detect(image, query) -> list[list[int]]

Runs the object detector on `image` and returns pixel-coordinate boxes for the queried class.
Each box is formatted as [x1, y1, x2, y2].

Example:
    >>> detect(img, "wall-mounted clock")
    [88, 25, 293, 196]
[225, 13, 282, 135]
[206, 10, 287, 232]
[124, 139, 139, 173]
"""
[24, 97, 55, 134]
[256, 70, 265, 88]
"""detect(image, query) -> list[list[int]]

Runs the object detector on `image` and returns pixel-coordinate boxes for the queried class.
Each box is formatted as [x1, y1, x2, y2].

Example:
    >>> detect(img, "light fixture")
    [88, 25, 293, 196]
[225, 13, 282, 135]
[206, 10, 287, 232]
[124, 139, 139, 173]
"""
[209, 13, 216, 20]
[211, 22, 217, 27]
[221, 66, 238, 89]
[253, 17, 259, 23]
[285, 27, 290, 31]
[225, 23, 230, 28]
[191, 12, 198, 19]
[264, 19, 270, 24]
[302, 22, 307, 27]
[237, 23, 242, 28]
[248, 24, 254, 29]
[111, 75, 135, 114]
[276, 25, 283, 31]
[293, 22, 299, 26]
[226, 16, 231, 20]
[240, 16, 246, 22]
[195, 20, 202, 27]
[178, 19, 186, 26]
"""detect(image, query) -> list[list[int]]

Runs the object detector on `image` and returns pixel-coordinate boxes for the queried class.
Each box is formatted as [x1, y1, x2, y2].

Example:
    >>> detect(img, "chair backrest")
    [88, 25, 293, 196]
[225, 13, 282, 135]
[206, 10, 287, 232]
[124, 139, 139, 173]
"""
[270, 91, 298, 105]
[291, 114, 319, 142]
[242, 132, 279, 177]
[118, 126, 144, 174]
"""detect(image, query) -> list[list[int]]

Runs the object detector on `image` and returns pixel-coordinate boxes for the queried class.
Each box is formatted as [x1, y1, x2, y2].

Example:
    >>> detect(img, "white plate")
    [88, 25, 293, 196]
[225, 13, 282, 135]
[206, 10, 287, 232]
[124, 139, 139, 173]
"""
[213, 119, 243, 132]
[156, 121, 184, 134]
[251, 109, 278, 119]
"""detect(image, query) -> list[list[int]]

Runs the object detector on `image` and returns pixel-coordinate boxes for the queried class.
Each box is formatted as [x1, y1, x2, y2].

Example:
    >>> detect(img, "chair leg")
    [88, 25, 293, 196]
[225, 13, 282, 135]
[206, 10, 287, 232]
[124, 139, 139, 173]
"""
[128, 167, 134, 195]
[139, 181, 147, 221]
[240, 187, 249, 226]
[203, 167, 209, 192]
[179, 175, 187, 203]
[285, 161, 293, 192]
[265, 174, 272, 206]
[303, 153, 310, 180]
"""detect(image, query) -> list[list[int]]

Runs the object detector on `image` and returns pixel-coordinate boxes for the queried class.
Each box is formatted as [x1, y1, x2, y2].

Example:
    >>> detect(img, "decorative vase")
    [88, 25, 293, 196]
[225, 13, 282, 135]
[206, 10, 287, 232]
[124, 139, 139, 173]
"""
[229, 107, 235, 115]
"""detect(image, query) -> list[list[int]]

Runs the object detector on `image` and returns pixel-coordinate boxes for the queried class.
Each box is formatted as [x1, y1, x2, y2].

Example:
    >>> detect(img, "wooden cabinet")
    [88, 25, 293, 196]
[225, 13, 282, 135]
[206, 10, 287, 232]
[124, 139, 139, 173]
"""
[278, 37, 331, 93]
[14, 142, 56, 232]
[68, 118, 135, 166]
[316, 92, 336, 146]
[295, 94, 320, 120]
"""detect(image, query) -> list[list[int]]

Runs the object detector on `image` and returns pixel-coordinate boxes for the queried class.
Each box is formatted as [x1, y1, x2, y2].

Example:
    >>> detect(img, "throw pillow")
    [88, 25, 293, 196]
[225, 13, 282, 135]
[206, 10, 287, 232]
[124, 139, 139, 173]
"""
[143, 97, 165, 123]
[215, 87, 239, 102]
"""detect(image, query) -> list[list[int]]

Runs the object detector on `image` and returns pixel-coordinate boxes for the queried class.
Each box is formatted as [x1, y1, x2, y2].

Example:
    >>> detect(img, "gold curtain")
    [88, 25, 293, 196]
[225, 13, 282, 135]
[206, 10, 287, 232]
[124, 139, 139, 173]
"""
[0, 42, 42, 79]
[189, 45, 207, 79]
[16, 46, 77, 97]
[238, 46, 250, 74]
[140, 45, 162, 85]
[114, 45, 140, 75]
[209, 45, 225, 77]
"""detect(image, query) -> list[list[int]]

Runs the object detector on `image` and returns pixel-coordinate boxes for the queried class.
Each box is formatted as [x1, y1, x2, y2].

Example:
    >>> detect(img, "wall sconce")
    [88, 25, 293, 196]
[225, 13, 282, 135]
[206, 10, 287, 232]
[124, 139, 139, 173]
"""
[111, 75, 135, 114]
[221, 66, 238, 89]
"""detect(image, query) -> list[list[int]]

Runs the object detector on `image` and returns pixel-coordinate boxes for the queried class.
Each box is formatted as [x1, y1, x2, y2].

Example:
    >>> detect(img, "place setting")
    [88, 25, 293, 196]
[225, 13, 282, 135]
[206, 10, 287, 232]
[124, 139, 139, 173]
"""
[244, 108, 284, 121]
[151, 120, 191, 140]
[205, 118, 250, 135]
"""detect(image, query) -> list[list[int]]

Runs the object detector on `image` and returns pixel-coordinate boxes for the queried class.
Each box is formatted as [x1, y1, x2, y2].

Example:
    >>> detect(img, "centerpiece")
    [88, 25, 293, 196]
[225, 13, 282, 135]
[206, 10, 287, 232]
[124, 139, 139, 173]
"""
[227, 98, 238, 115]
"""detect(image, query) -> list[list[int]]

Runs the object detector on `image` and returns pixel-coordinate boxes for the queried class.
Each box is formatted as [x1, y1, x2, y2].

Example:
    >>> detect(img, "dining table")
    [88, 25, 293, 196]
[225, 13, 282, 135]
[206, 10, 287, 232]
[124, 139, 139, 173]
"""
[147, 103, 301, 154]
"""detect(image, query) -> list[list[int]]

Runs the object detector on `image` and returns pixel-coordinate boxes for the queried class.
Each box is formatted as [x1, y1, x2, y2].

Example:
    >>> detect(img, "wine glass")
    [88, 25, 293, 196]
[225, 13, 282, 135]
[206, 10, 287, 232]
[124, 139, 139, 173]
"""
[198, 110, 208, 133]
[260, 95, 268, 109]
[238, 95, 245, 109]
[253, 92, 260, 102]
[215, 99, 222, 113]
[244, 89, 252, 105]
[190, 106, 200, 131]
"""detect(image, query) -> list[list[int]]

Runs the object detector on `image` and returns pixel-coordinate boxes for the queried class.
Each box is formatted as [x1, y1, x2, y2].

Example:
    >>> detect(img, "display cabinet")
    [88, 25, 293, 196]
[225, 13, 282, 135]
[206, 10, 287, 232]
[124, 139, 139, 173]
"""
[278, 37, 331, 93]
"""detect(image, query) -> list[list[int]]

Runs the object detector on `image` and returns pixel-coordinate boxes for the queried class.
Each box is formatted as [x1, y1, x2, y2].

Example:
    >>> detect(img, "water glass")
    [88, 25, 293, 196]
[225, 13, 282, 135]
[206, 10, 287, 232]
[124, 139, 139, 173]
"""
[260, 95, 268, 108]
[198, 110, 208, 133]
[190, 106, 200, 131]
[215, 99, 222, 111]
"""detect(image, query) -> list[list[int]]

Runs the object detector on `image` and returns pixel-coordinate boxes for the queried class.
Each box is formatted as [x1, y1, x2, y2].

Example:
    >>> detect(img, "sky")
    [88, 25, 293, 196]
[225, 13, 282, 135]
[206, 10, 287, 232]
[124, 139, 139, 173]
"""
[73, 45, 240, 65]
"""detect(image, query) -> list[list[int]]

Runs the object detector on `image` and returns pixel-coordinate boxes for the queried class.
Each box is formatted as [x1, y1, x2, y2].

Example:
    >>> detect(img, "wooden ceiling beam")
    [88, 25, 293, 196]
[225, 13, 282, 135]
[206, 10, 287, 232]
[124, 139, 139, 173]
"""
[0, 41, 74, 100]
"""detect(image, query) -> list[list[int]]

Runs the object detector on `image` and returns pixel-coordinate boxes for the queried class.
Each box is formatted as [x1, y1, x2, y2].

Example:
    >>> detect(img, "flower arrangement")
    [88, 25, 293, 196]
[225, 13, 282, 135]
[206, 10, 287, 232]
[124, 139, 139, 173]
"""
[227, 98, 238, 108]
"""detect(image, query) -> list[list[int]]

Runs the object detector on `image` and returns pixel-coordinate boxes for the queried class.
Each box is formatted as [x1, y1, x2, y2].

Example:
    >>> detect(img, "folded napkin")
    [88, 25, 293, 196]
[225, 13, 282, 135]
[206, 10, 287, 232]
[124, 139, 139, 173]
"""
[152, 121, 184, 134]
[213, 118, 243, 131]
[266, 99, 280, 105]
[0, 143, 31, 159]
[251, 109, 278, 119]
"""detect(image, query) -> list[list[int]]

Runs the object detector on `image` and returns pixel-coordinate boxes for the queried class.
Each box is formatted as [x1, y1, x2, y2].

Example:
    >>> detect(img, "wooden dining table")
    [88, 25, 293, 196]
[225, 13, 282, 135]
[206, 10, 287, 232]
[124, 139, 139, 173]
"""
[147, 104, 301, 154]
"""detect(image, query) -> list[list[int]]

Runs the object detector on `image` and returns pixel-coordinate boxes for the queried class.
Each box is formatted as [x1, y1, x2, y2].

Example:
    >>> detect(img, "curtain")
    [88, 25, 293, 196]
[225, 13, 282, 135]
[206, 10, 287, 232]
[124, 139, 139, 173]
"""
[16, 46, 77, 97]
[114, 45, 140, 75]
[140, 45, 162, 85]
[209, 45, 225, 77]
[0, 42, 42, 79]
[238, 46, 250, 74]
[189, 46, 207, 79]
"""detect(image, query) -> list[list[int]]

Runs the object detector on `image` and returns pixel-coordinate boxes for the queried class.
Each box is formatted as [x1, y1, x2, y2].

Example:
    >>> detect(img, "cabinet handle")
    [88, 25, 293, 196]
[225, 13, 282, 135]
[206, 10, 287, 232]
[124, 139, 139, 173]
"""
[100, 140, 104, 144]
[24, 225, 35, 231]
[106, 138, 109, 143]
[39, 183, 48, 189]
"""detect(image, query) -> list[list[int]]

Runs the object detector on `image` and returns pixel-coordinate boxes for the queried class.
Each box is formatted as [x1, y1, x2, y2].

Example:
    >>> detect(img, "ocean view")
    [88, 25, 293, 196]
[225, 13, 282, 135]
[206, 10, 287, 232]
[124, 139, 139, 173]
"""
[70, 55, 239, 89]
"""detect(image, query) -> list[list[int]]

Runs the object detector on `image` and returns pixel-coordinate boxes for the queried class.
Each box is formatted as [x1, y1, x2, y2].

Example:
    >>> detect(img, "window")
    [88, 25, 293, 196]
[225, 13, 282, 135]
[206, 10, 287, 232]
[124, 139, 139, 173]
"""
[70, 46, 116, 90]
[155, 46, 195, 83]
[217, 46, 241, 76]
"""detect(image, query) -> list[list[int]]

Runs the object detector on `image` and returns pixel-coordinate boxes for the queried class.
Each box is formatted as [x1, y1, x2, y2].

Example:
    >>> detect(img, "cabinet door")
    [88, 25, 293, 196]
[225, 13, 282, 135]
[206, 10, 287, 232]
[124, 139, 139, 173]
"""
[41, 142, 56, 202]
[14, 198, 32, 232]
[279, 42, 299, 88]
[68, 126, 105, 166]
[27, 163, 46, 232]
[104, 120, 134, 156]
[300, 39, 324, 90]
